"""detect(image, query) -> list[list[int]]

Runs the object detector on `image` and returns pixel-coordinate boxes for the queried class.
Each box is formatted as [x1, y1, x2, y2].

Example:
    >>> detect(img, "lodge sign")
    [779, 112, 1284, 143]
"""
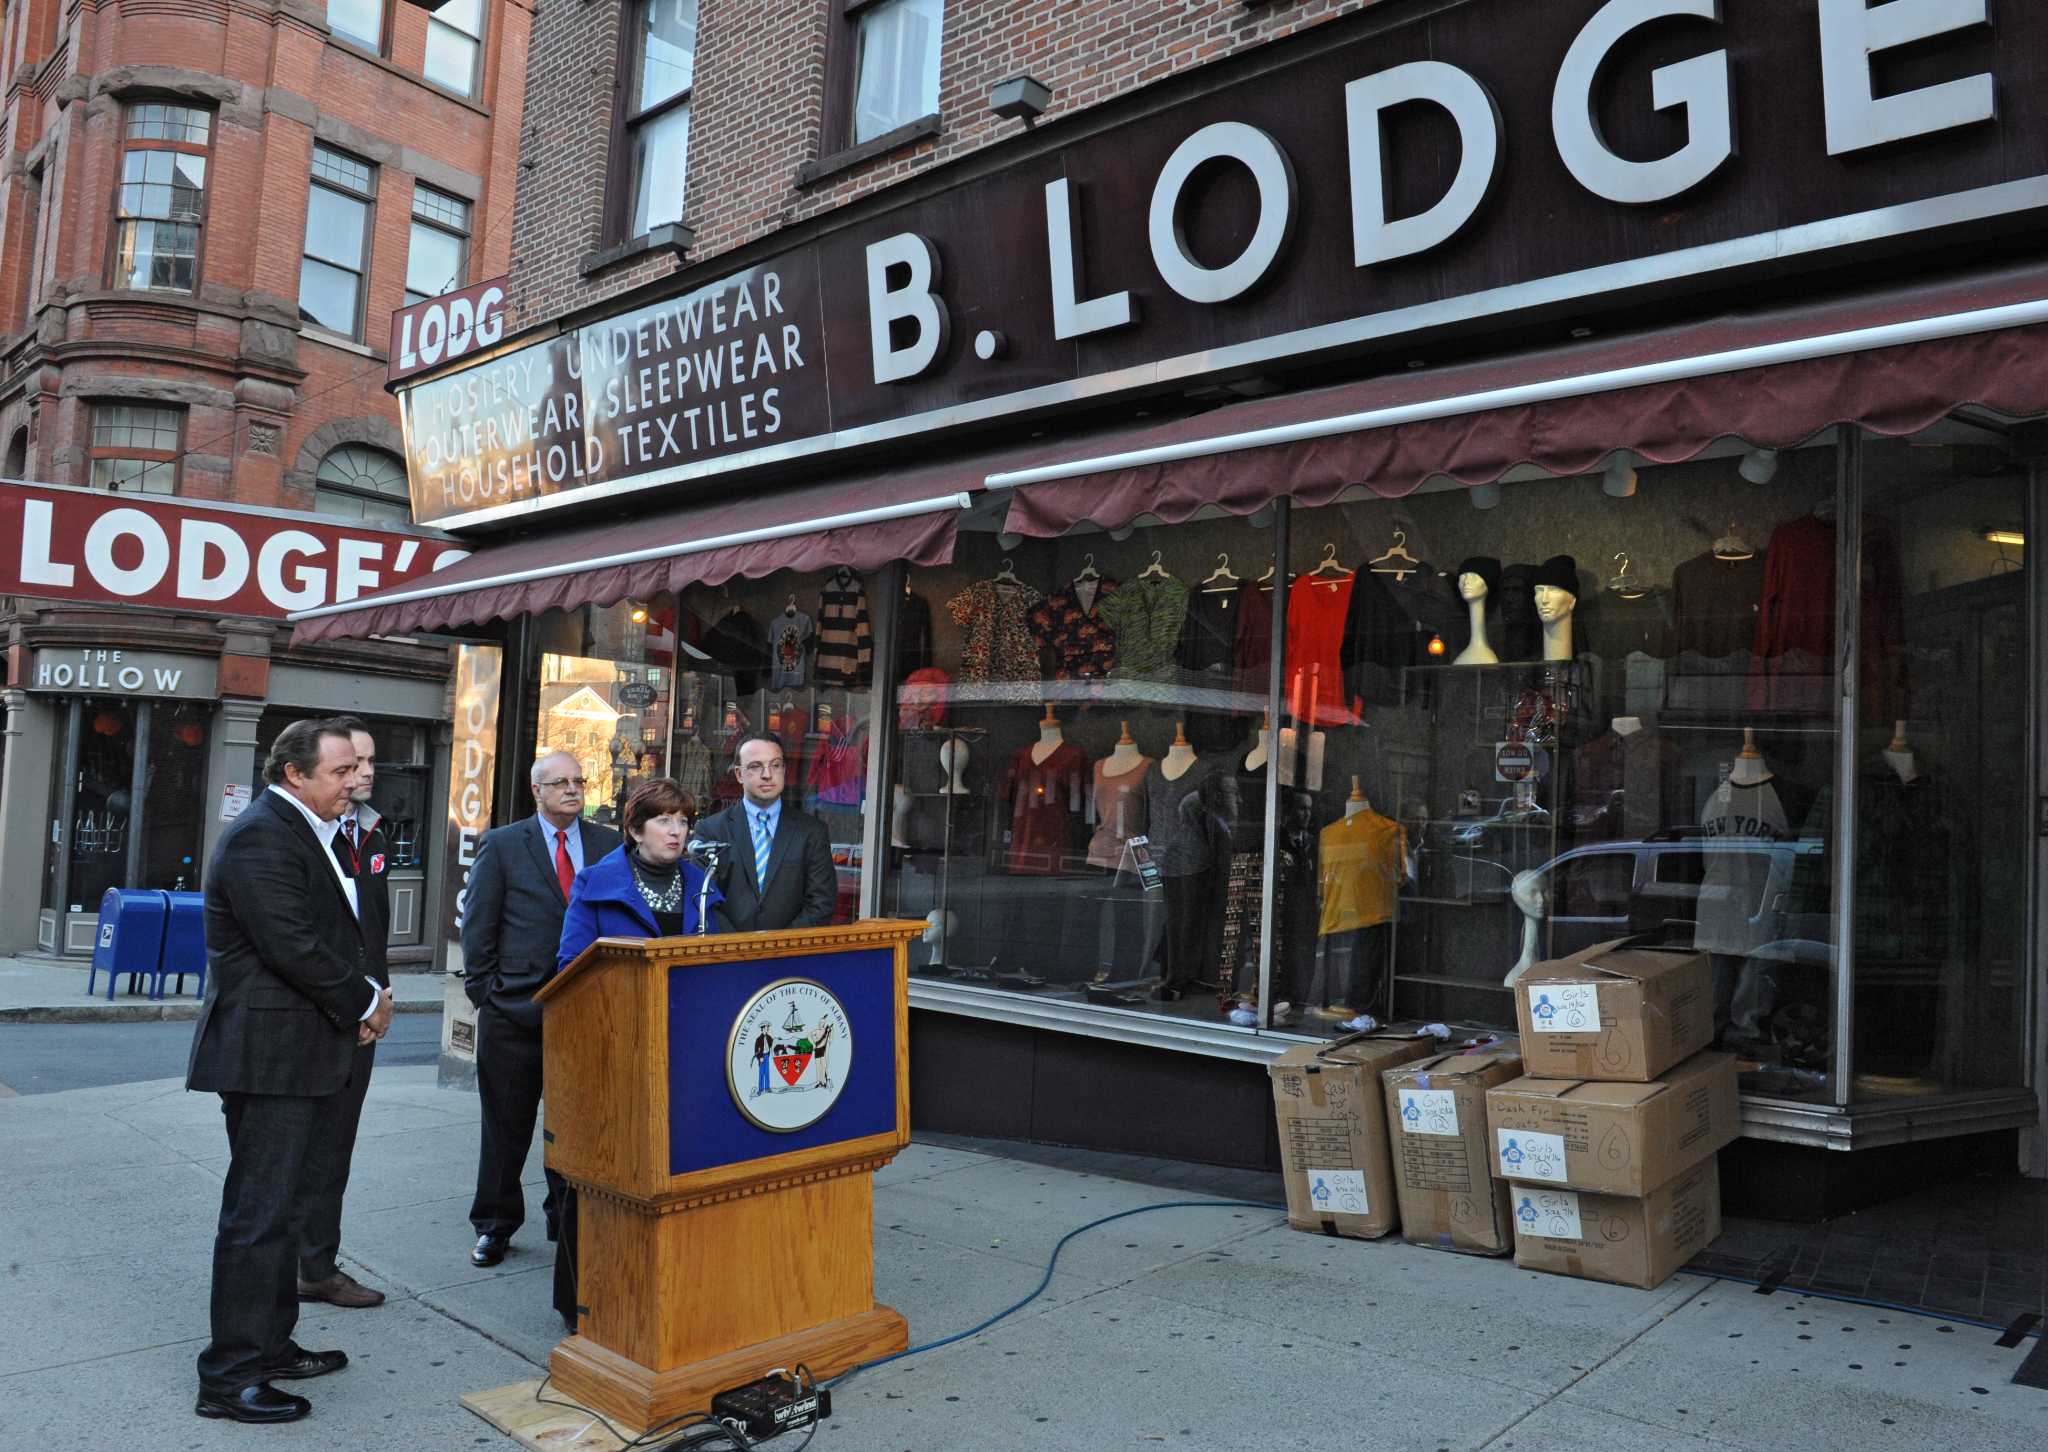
[403, 0, 2046, 528]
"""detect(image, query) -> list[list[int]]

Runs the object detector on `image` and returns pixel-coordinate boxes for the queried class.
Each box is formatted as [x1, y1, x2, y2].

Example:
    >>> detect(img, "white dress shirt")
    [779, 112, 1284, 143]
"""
[542, 817, 585, 877]
[266, 785, 380, 1021]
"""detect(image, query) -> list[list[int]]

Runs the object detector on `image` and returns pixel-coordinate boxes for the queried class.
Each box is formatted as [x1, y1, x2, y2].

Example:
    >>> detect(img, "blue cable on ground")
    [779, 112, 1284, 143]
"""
[828, 1199, 1286, 1387]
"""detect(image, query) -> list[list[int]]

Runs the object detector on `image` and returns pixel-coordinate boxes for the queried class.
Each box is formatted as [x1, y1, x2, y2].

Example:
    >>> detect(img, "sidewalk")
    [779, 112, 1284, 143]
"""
[0, 953, 446, 1022]
[2, 1064, 2040, 1451]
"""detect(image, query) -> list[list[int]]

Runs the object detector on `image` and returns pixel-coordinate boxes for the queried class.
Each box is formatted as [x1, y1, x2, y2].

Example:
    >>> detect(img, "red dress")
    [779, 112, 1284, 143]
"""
[999, 740, 1085, 875]
[1286, 573, 1356, 726]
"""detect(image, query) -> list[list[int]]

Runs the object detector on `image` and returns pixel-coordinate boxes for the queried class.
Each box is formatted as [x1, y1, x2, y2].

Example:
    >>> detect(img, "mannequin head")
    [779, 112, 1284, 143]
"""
[1456, 556, 1502, 601]
[1459, 572, 1489, 601]
[1533, 584, 1577, 622]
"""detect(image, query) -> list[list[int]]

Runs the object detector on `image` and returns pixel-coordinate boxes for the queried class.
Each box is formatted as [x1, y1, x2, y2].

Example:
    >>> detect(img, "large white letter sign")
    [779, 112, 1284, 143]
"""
[1148, 122, 1297, 305]
[1553, 0, 1733, 205]
[865, 233, 951, 384]
[1818, 0, 1993, 156]
[1347, 61, 1503, 267]
[1045, 178, 1136, 340]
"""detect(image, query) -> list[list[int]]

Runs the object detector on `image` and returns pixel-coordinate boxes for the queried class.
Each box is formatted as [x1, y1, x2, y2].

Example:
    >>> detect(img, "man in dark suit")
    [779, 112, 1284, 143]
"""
[462, 750, 620, 1271]
[188, 720, 394, 1424]
[693, 733, 837, 933]
[293, 716, 391, 1310]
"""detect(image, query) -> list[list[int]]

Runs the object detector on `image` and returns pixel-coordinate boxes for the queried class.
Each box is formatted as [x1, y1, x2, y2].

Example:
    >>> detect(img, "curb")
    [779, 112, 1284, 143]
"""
[0, 999, 443, 1025]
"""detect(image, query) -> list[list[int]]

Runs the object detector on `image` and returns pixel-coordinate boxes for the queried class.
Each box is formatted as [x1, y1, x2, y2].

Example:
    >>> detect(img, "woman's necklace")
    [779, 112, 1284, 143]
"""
[630, 857, 684, 912]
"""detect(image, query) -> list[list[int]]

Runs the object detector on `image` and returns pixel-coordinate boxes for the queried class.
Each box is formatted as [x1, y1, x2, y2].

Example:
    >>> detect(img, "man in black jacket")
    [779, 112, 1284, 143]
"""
[693, 733, 837, 933]
[293, 716, 391, 1310]
[462, 750, 620, 1271]
[188, 720, 394, 1424]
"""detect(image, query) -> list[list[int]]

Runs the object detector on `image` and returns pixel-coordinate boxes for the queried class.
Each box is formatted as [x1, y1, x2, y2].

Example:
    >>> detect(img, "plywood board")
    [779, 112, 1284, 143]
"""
[461, 1378, 633, 1452]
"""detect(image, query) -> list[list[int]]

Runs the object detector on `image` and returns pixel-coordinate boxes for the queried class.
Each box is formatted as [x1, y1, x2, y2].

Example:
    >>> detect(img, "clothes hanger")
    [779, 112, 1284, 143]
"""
[992, 557, 1024, 586]
[1138, 550, 1172, 580]
[1368, 528, 1421, 580]
[1711, 524, 1755, 562]
[1306, 542, 1353, 587]
[1607, 551, 1649, 599]
[784, 594, 798, 614]
[1073, 552, 1101, 583]
[1201, 552, 1240, 592]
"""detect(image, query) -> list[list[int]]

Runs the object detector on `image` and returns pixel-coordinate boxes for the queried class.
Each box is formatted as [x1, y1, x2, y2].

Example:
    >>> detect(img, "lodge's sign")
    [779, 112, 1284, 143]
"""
[389, 275, 510, 387]
[0, 482, 470, 617]
[402, 0, 2043, 528]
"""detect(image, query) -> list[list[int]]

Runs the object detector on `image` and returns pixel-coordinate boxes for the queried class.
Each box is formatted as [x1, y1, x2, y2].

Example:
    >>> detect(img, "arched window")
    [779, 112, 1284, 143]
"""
[2, 427, 26, 478]
[315, 445, 411, 523]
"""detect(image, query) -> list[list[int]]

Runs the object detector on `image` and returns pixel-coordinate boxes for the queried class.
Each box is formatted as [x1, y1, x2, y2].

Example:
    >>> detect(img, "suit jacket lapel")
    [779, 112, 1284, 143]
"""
[529, 816, 567, 905]
[268, 793, 362, 934]
[730, 805, 764, 898]
[761, 809, 795, 893]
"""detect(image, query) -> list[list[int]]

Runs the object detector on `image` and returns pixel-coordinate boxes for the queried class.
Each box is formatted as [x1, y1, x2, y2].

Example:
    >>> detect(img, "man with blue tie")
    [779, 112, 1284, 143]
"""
[694, 734, 837, 934]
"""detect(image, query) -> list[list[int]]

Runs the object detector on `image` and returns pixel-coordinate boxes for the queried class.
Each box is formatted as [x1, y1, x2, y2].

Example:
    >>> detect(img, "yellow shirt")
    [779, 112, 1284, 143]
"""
[1318, 810, 1406, 935]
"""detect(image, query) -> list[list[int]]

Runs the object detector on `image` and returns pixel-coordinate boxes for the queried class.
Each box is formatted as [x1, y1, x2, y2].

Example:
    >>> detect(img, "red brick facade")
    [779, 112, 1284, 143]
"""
[513, 0, 1375, 329]
[0, 0, 529, 510]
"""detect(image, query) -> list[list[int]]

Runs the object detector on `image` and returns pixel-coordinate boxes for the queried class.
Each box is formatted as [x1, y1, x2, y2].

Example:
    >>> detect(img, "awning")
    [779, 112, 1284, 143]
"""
[995, 260, 2048, 536]
[289, 458, 984, 644]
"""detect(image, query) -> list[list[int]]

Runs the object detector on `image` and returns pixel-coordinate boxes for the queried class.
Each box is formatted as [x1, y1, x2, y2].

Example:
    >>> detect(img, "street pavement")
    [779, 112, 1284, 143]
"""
[1, 1059, 2042, 1451]
[0, 1014, 442, 1094]
[0, 952, 446, 1023]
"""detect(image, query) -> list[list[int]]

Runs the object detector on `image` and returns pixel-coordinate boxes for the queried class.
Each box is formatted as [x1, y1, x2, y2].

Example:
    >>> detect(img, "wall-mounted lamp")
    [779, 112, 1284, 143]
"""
[1985, 529, 2026, 547]
[1601, 452, 1638, 498]
[628, 602, 648, 623]
[1738, 447, 1780, 485]
[990, 75, 1052, 126]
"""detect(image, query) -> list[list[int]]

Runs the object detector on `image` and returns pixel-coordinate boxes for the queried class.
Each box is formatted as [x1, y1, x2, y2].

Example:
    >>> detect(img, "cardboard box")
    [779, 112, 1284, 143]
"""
[1510, 1158, 1723, 1290]
[1513, 939, 1713, 1082]
[1380, 1042, 1524, 1255]
[1485, 1051, 1739, 1196]
[1268, 1029, 1442, 1239]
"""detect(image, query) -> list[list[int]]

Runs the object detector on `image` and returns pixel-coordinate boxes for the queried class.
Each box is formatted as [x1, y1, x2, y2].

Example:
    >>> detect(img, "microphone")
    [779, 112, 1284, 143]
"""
[685, 836, 730, 871]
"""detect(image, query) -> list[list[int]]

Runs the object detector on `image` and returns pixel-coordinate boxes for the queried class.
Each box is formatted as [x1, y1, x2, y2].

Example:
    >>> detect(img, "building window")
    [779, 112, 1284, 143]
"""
[424, 0, 485, 97]
[112, 103, 211, 294]
[615, 0, 696, 242]
[849, 0, 942, 145]
[405, 185, 472, 306]
[299, 144, 376, 341]
[315, 445, 411, 523]
[89, 404, 181, 494]
[327, 0, 386, 51]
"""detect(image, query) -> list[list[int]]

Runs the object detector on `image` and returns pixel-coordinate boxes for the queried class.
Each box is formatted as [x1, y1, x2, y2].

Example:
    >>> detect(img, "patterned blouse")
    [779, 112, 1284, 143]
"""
[1097, 574, 1190, 683]
[945, 580, 1044, 683]
[1029, 577, 1120, 680]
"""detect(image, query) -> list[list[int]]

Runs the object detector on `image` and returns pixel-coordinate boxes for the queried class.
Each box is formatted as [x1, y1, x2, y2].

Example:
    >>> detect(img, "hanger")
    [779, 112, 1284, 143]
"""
[784, 593, 797, 614]
[1711, 525, 1755, 561]
[1138, 549, 1172, 580]
[1607, 551, 1648, 599]
[1306, 542, 1352, 586]
[1255, 560, 1276, 583]
[992, 557, 1023, 585]
[1073, 552, 1101, 583]
[1201, 552, 1240, 592]
[1368, 529, 1421, 580]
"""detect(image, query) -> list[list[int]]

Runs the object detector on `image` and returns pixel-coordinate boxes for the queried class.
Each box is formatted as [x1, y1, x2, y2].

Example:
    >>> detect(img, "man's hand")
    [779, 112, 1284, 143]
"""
[365, 987, 395, 1041]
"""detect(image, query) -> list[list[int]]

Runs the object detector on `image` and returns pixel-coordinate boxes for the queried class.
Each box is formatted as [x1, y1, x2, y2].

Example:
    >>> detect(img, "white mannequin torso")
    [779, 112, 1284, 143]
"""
[1161, 741, 1198, 780]
[1030, 723, 1064, 766]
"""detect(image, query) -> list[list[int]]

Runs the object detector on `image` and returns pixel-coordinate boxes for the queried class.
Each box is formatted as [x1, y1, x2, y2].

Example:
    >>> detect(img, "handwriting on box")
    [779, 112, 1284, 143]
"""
[1529, 982, 1600, 1033]
[1497, 1128, 1567, 1183]
[1306, 1168, 1369, 1216]
[1397, 1088, 1460, 1137]
[1515, 1188, 1583, 1240]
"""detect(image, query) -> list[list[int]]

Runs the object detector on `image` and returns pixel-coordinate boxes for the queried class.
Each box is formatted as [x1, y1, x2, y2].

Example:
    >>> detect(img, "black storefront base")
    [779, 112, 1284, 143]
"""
[1720, 1128, 2022, 1223]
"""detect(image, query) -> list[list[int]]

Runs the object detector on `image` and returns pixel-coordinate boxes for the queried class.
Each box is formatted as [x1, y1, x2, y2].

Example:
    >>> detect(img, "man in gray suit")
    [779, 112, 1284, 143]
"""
[462, 751, 620, 1270]
[693, 733, 837, 933]
[188, 720, 395, 1424]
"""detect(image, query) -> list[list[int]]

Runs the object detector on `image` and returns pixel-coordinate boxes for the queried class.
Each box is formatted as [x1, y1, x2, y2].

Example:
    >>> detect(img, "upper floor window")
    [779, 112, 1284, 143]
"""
[405, 185, 472, 307]
[299, 144, 377, 341]
[618, 0, 696, 240]
[425, 0, 485, 97]
[89, 404, 181, 494]
[315, 445, 411, 523]
[327, 0, 385, 51]
[850, 0, 941, 145]
[112, 103, 211, 294]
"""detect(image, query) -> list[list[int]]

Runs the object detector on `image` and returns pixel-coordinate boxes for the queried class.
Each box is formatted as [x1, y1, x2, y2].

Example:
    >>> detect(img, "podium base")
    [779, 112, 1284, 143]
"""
[548, 1303, 909, 1435]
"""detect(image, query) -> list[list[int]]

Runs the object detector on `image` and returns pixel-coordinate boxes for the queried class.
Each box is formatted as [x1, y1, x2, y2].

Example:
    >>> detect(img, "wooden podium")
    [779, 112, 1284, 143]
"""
[532, 918, 926, 1434]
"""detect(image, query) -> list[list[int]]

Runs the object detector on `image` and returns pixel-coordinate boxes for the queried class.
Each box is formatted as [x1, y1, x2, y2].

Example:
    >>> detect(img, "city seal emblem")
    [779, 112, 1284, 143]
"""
[727, 978, 854, 1133]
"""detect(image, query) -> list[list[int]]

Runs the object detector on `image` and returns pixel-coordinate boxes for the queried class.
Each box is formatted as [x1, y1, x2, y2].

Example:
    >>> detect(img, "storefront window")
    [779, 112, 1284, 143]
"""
[1853, 427, 2029, 1098]
[671, 570, 875, 924]
[524, 601, 680, 828]
[881, 520, 1279, 1017]
[43, 697, 210, 912]
[143, 701, 209, 890]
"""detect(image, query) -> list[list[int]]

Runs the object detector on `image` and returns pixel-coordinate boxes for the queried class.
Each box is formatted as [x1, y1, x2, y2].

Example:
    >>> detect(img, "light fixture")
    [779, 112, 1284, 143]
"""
[1426, 634, 1446, 657]
[1602, 452, 1638, 498]
[1248, 503, 1276, 530]
[990, 75, 1052, 126]
[1468, 482, 1501, 510]
[1985, 529, 2026, 547]
[628, 602, 647, 623]
[1738, 447, 1780, 485]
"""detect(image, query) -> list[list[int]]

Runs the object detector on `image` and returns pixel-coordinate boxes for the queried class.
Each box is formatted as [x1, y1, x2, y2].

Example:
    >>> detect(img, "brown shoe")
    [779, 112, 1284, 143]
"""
[297, 1270, 385, 1308]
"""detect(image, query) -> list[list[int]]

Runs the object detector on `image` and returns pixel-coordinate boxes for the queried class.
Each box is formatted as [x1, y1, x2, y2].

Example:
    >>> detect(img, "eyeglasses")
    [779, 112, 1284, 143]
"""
[539, 777, 588, 791]
[738, 761, 785, 776]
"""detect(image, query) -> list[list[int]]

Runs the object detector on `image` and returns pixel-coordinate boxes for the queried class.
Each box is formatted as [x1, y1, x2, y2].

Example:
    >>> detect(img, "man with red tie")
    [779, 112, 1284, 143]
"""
[461, 751, 620, 1269]
[291, 716, 392, 1310]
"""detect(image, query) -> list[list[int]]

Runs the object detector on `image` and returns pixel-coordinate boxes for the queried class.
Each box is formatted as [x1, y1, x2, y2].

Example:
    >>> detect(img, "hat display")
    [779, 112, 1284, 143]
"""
[1532, 554, 1579, 594]
[1455, 556, 1503, 594]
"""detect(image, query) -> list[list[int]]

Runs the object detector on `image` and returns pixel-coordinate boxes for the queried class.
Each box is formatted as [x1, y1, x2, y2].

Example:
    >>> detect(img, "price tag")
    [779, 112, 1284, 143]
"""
[1527, 982, 1600, 1033]
[1397, 1088, 1460, 1137]
[1497, 1128, 1568, 1182]
[1306, 1169, 1369, 1216]
[1513, 1188, 1583, 1241]
[1123, 835, 1164, 893]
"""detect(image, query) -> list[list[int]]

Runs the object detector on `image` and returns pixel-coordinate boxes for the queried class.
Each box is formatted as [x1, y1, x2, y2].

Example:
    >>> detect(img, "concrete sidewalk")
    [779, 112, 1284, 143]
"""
[2, 1064, 2041, 1451]
[0, 952, 446, 1022]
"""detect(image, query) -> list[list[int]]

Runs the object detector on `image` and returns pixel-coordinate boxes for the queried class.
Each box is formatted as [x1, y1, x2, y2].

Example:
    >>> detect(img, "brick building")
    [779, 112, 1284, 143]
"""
[0, 0, 527, 958]
[314, 0, 2048, 1193]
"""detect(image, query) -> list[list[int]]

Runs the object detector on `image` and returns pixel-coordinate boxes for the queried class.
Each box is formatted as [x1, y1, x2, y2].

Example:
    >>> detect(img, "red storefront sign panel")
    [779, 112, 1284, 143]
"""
[0, 481, 471, 619]
[388, 275, 509, 387]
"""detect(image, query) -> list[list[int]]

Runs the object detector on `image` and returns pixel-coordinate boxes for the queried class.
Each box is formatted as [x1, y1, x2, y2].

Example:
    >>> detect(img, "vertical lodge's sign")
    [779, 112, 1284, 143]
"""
[402, 0, 2044, 528]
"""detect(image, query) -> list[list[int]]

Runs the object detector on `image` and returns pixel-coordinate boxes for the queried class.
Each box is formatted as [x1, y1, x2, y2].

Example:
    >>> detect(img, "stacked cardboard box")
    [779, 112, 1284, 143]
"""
[1268, 1028, 1443, 1239]
[1379, 1041, 1524, 1255]
[1496, 939, 1733, 1289]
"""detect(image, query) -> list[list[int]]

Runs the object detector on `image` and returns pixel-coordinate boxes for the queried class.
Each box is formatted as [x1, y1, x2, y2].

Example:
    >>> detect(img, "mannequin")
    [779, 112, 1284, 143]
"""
[1344, 774, 1370, 819]
[1883, 720, 1917, 784]
[890, 783, 914, 847]
[937, 736, 972, 794]
[1244, 711, 1272, 773]
[1161, 721, 1199, 781]
[1532, 555, 1579, 662]
[1030, 702, 1065, 766]
[1104, 719, 1145, 774]
[1454, 556, 1501, 666]
[1504, 867, 1547, 986]
[1728, 726, 1770, 787]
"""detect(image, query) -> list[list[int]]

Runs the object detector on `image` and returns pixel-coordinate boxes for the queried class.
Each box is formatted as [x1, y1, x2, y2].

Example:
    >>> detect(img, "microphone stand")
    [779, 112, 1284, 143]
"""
[688, 840, 724, 936]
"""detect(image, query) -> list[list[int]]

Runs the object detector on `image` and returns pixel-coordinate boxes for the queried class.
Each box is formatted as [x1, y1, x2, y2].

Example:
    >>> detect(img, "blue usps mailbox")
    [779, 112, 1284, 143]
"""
[87, 888, 169, 1001]
[160, 890, 208, 999]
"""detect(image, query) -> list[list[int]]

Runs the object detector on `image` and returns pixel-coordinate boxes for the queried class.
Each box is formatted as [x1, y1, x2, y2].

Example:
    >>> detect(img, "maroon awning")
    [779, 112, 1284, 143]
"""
[289, 458, 982, 644]
[997, 261, 2048, 536]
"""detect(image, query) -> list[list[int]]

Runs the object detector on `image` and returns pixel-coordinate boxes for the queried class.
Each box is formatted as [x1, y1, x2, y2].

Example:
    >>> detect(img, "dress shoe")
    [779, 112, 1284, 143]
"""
[561, 1311, 577, 1335]
[471, 1232, 509, 1267]
[298, 1270, 385, 1308]
[195, 1383, 311, 1423]
[264, 1342, 348, 1380]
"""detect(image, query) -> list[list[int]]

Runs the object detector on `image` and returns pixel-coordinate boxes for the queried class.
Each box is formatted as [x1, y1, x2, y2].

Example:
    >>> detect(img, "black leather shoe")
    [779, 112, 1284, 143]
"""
[561, 1311, 577, 1335]
[471, 1232, 509, 1267]
[195, 1383, 311, 1423]
[264, 1342, 348, 1380]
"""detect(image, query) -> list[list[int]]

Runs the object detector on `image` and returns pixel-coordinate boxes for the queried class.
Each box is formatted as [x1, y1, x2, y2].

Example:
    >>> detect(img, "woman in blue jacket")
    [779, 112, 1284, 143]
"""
[549, 776, 719, 1332]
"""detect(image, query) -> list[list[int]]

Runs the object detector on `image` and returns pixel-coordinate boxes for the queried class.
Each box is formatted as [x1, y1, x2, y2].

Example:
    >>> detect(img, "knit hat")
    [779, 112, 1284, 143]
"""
[1532, 554, 1579, 594]
[1455, 556, 1503, 594]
